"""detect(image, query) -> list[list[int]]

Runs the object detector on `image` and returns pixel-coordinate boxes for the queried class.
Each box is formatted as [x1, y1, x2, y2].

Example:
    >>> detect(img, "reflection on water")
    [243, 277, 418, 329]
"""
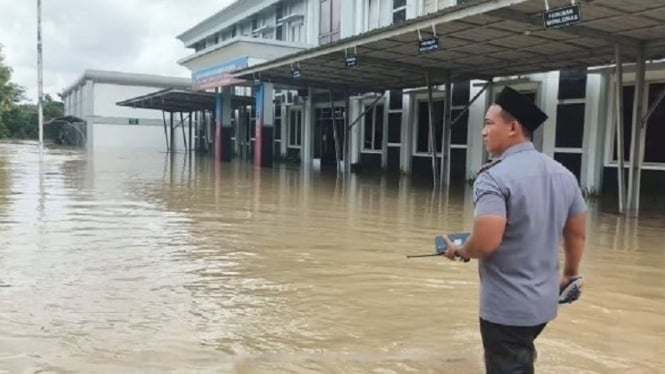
[0, 143, 663, 373]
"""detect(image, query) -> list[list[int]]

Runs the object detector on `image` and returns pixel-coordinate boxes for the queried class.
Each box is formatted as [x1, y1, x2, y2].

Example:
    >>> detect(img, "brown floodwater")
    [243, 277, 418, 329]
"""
[0, 143, 663, 373]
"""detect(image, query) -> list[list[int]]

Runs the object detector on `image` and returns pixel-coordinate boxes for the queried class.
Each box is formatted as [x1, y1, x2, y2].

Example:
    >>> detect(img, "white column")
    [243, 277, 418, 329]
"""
[84, 80, 94, 150]
[351, 97, 362, 165]
[466, 80, 489, 179]
[302, 88, 314, 167]
[381, 93, 389, 169]
[580, 71, 608, 193]
[539, 71, 560, 157]
[280, 104, 288, 157]
[400, 93, 414, 174]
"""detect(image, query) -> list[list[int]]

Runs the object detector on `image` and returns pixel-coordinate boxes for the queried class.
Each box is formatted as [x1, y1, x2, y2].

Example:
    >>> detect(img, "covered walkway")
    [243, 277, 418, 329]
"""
[117, 88, 254, 157]
[232, 0, 665, 215]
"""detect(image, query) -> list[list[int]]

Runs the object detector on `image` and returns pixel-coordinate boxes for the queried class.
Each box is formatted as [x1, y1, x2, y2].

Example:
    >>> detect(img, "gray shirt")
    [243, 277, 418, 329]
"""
[473, 142, 586, 327]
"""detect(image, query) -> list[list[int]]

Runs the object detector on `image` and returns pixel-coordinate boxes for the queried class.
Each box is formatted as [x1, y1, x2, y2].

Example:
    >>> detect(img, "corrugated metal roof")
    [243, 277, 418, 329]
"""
[115, 88, 253, 113]
[231, 0, 665, 92]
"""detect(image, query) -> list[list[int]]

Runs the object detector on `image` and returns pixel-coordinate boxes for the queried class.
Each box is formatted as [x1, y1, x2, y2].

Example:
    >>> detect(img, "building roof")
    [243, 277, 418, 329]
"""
[231, 0, 665, 92]
[176, 0, 280, 48]
[61, 70, 191, 97]
[115, 88, 254, 113]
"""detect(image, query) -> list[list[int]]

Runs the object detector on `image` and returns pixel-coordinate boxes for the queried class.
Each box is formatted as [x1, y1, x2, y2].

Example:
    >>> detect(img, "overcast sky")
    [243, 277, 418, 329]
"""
[0, 0, 233, 103]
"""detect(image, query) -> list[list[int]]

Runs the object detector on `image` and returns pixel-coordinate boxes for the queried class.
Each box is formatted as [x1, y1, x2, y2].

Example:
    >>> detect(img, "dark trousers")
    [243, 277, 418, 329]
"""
[480, 318, 547, 374]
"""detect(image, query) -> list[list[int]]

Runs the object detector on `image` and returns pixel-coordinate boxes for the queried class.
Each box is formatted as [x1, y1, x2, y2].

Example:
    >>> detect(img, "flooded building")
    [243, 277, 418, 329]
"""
[177, 0, 665, 211]
[61, 70, 191, 150]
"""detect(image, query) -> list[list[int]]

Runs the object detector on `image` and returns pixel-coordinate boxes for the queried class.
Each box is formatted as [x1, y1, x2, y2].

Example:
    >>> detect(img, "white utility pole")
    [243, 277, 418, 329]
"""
[37, 0, 44, 153]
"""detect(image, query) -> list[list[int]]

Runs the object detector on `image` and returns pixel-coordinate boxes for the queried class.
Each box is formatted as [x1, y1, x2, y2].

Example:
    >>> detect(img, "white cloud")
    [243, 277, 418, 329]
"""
[0, 0, 233, 102]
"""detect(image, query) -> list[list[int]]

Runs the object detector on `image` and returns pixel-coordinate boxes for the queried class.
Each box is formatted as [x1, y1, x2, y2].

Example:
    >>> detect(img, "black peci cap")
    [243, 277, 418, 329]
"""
[494, 86, 548, 132]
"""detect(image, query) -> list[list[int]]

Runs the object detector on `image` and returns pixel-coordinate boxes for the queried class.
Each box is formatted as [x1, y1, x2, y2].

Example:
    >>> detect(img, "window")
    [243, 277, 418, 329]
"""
[388, 112, 401, 143]
[558, 68, 587, 100]
[275, 3, 285, 41]
[276, 25, 284, 40]
[555, 153, 582, 181]
[450, 109, 468, 145]
[415, 98, 467, 152]
[289, 109, 302, 147]
[645, 83, 665, 163]
[274, 105, 282, 141]
[416, 100, 443, 153]
[389, 90, 402, 110]
[364, 104, 385, 151]
[609, 83, 665, 163]
[319, 0, 341, 45]
[251, 16, 259, 31]
[393, 0, 407, 24]
[555, 103, 585, 148]
[276, 3, 284, 20]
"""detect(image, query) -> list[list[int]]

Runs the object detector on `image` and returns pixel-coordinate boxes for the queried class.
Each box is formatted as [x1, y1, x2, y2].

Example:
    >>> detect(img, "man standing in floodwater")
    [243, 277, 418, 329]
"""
[442, 86, 587, 373]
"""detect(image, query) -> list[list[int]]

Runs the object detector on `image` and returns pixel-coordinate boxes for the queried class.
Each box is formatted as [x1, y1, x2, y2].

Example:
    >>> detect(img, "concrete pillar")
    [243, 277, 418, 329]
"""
[254, 82, 274, 167]
[84, 80, 94, 150]
[280, 103, 288, 158]
[215, 91, 221, 160]
[302, 88, 315, 167]
[381, 92, 389, 169]
[580, 71, 608, 193]
[220, 86, 233, 161]
[399, 93, 413, 174]
[350, 97, 362, 165]
[539, 71, 560, 158]
[466, 80, 489, 179]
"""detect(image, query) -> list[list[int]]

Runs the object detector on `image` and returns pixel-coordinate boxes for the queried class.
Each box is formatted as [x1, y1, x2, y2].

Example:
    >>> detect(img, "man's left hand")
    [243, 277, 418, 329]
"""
[442, 235, 459, 261]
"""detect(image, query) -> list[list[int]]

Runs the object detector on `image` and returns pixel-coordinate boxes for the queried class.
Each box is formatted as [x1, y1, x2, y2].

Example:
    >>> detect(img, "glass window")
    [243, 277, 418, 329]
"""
[451, 109, 468, 145]
[555, 103, 585, 148]
[392, 0, 407, 24]
[645, 83, 665, 163]
[558, 68, 587, 100]
[364, 105, 385, 150]
[554, 153, 582, 181]
[289, 110, 302, 147]
[389, 90, 402, 110]
[388, 112, 401, 143]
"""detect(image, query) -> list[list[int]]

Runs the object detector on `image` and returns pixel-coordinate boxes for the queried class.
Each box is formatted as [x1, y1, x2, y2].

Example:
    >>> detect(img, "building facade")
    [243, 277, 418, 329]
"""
[61, 70, 192, 150]
[177, 0, 665, 196]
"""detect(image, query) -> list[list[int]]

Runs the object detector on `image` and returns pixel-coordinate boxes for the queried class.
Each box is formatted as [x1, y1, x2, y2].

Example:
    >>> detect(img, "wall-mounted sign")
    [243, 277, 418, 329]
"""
[345, 55, 358, 68]
[418, 37, 440, 54]
[192, 56, 249, 90]
[292, 67, 302, 79]
[128, 118, 139, 125]
[544, 4, 582, 29]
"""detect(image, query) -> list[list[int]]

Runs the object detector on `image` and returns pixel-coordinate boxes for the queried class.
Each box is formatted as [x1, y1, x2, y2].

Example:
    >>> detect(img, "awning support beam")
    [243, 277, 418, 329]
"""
[626, 44, 647, 215]
[347, 92, 385, 130]
[162, 110, 169, 152]
[440, 78, 453, 186]
[426, 71, 439, 188]
[328, 89, 342, 174]
[451, 80, 491, 127]
[614, 44, 626, 214]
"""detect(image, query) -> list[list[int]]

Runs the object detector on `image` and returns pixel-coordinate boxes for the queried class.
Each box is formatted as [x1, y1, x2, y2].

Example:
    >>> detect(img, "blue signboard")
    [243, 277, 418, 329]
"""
[192, 56, 249, 90]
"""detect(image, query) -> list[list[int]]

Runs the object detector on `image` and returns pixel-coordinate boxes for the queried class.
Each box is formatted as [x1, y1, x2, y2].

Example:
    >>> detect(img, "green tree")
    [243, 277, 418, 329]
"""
[0, 45, 64, 140]
[0, 45, 24, 138]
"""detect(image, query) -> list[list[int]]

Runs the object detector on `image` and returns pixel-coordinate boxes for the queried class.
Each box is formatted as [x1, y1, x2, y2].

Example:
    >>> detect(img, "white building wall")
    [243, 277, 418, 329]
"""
[62, 75, 191, 151]
[93, 84, 167, 119]
[94, 124, 166, 149]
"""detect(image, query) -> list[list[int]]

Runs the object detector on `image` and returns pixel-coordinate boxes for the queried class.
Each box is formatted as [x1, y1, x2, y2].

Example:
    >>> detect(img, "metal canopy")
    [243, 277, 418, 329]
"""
[116, 88, 254, 113]
[232, 0, 665, 91]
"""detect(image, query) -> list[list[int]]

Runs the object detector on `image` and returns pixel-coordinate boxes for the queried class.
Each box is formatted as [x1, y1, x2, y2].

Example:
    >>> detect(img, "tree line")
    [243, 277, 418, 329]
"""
[0, 45, 64, 140]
